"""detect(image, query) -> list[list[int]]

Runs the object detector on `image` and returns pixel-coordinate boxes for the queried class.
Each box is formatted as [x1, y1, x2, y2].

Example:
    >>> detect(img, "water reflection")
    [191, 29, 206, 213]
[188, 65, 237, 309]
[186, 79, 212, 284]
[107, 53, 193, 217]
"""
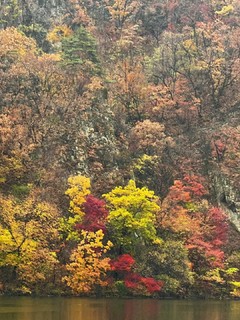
[0, 297, 240, 320]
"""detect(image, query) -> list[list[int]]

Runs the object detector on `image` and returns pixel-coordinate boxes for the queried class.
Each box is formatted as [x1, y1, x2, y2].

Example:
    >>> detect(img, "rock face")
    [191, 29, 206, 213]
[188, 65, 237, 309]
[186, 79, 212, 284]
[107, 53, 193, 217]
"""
[21, 0, 68, 26]
[214, 173, 240, 231]
[0, 0, 68, 28]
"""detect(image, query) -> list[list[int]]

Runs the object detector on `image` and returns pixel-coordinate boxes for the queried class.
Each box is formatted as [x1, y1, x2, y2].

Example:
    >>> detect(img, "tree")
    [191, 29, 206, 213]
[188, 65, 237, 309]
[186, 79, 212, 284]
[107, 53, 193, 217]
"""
[0, 27, 37, 71]
[211, 126, 240, 190]
[109, 58, 147, 124]
[138, 0, 169, 45]
[65, 175, 91, 217]
[75, 194, 108, 232]
[61, 26, 101, 75]
[158, 175, 227, 272]
[61, 176, 91, 241]
[107, 0, 138, 33]
[63, 229, 112, 294]
[0, 192, 60, 293]
[136, 240, 194, 296]
[129, 120, 173, 156]
[0, 0, 22, 28]
[109, 253, 164, 296]
[103, 180, 161, 253]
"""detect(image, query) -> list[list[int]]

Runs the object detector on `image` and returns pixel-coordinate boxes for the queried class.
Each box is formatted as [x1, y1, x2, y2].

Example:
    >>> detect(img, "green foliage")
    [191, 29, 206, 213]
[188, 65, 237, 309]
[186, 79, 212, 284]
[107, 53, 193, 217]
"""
[137, 240, 194, 296]
[61, 26, 101, 75]
[156, 274, 181, 296]
[103, 180, 161, 252]
[11, 184, 31, 198]
[19, 24, 48, 50]
[113, 280, 129, 296]
[0, 0, 22, 28]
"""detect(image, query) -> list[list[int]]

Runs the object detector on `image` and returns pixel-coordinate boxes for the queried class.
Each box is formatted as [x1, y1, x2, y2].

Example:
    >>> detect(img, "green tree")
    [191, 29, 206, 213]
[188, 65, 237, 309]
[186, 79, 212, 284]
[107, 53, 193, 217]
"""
[61, 26, 101, 75]
[137, 240, 194, 296]
[103, 180, 161, 254]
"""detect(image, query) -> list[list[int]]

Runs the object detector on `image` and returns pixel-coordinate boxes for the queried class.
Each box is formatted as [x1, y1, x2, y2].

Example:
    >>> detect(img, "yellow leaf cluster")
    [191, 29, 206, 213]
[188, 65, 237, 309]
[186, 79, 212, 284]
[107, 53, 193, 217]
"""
[103, 180, 160, 247]
[47, 25, 73, 43]
[0, 27, 37, 60]
[183, 39, 197, 53]
[64, 230, 112, 294]
[0, 193, 59, 291]
[216, 5, 234, 16]
[65, 176, 91, 218]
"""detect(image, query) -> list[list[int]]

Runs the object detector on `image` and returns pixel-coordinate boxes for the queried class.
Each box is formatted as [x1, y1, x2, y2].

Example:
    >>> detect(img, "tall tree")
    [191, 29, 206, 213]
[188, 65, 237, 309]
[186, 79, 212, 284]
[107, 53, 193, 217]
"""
[63, 229, 112, 294]
[103, 180, 161, 254]
[61, 26, 101, 75]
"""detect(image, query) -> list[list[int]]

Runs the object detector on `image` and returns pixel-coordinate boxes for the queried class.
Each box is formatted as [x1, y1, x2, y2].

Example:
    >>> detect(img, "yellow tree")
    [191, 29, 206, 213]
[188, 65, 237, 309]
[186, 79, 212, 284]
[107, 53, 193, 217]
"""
[63, 229, 112, 294]
[61, 176, 91, 241]
[0, 193, 60, 293]
[0, 27, 37, 69]
[65, 175, 91, 217]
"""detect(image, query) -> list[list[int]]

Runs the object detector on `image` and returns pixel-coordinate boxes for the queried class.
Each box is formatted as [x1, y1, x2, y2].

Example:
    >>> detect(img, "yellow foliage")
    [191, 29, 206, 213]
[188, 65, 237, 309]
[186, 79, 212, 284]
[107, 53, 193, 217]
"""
[65, 176, 91, 218]
[230, 282, 240, 297]
[216, 5, 234, 16]
[63, 230, 112, 294]
[38, 53, 62, 62]
[108, 0, 131, 18]
[47, 25, 73, 43]
[183, 39, 197, 53]
[0, 27, 37, 61]
[104, 180, 161, 248]
[0, 155, 24, 185]
[0, 193, 60, 291]
[86, 76, 104, 92]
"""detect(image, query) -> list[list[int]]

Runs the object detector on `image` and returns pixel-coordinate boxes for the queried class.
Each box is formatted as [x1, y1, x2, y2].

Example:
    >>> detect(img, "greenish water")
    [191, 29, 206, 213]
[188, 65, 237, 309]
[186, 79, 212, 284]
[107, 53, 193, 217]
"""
[0, 297, 240, 320]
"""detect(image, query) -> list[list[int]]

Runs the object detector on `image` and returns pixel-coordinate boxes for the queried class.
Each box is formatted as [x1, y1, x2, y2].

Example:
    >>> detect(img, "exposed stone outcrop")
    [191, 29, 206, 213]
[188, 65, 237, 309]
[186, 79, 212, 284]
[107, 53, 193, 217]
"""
[214, 173, 240, 231]
[0, 0, 68, 28]
[21, 0, 68, 27]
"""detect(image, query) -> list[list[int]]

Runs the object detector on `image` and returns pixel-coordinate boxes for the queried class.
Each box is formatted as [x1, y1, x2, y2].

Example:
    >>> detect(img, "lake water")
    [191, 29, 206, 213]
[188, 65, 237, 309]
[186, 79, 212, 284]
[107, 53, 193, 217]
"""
[0, 297, 240, 320]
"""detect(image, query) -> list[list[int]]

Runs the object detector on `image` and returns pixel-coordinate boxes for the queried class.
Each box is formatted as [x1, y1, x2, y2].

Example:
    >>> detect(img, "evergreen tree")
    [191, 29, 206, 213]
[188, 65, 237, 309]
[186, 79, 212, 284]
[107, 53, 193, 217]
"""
[61, 26, 101, 75]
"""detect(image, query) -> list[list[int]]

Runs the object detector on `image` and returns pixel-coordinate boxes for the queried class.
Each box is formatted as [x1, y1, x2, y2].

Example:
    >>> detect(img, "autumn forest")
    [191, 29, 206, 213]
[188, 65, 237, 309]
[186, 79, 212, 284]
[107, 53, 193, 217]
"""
[0, 0, 240, 298]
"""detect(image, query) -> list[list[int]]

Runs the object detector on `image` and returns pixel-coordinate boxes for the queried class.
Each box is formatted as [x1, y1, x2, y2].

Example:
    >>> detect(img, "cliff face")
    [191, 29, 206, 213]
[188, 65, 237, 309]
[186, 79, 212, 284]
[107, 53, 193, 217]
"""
[214, 173, 240, 231]
[22, 0, 68, 26]
[0, 0, 68, 28]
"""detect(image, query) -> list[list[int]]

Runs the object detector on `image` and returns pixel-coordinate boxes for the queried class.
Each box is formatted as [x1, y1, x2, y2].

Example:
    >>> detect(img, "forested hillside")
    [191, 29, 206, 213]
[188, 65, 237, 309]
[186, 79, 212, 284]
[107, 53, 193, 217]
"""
[0, 0, 240, 297]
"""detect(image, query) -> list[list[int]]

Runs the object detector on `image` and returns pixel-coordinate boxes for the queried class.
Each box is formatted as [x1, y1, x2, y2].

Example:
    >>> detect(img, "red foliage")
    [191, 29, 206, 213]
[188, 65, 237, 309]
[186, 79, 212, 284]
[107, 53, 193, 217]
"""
[206, 207, 228, 246]
[187, 207, 227, 268]
[124, 273, 142, 289]
[212, 139, 226, 162]
[166, 175, 208, 206]
[110, 254, 163, 294]
[168, 180, 191, 203]
[161, 175, 228, 270]
[187, 238, 225, 268]
[110, 254, 135, 272]
[76, 194, 108, 232]
[183, 175, 208, 198]
[124, 273, 163, 293]
[141, 277, 164, 293]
